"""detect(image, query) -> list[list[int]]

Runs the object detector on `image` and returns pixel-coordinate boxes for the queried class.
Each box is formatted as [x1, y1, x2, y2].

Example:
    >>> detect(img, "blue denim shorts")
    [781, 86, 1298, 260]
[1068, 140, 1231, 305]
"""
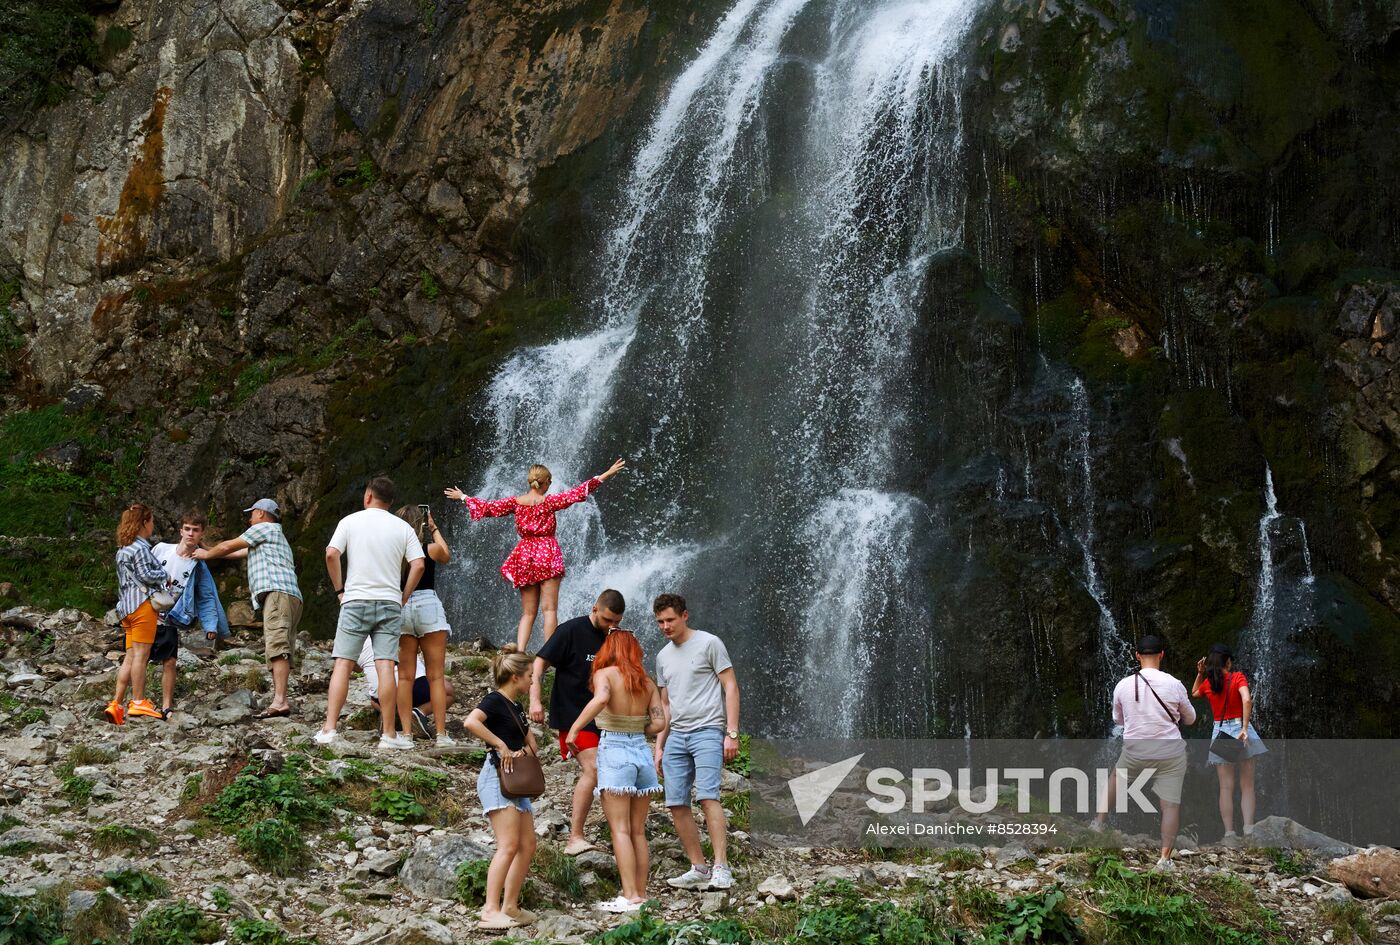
[595, 731, 663, 797]
[476, 760, 534, 815]
[662, 727, 724, 808]
[1208, 719, 1268, 765]
[401, 590, 450, 638]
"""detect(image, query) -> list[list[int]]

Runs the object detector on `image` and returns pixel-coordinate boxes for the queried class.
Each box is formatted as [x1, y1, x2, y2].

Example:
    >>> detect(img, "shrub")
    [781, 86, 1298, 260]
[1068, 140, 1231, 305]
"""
[0, 1, 99, 126]
[0, 891, 63, 945]
[15, 707, 45, 725]
[129, 900, 221, 945]
[103, 867, 169, 900]
[230, 917, 319, 945]
[592, 907, 751, 945]
[206, 758, 334, 827]
[369, 788, 425, 823]
[455, 859, 490, 907]
[235, 817, 308, 876]
[93, 823, 158, 852]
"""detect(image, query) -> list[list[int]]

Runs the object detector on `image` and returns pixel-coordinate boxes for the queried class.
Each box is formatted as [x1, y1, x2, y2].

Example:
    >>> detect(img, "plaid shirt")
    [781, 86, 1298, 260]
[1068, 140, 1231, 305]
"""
[116, 536, 169, 619]
[240, 522, 301, 608]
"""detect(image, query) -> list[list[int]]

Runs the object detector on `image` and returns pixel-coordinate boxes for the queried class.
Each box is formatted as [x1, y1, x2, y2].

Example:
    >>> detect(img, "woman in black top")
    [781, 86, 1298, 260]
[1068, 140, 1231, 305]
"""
[464, 645, 539, 931]
[395, 505, 453, 743]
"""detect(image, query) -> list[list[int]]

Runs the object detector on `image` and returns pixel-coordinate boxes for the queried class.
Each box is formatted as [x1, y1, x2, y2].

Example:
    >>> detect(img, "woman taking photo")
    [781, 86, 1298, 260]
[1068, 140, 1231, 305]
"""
[1192, 643, 1268, 841]
[395, 505, 453, 744]
[445, 457, 625, 651]
[106, 503, 171, 724]
[464, 645, 539, 931]
[566, 629, 665, 913]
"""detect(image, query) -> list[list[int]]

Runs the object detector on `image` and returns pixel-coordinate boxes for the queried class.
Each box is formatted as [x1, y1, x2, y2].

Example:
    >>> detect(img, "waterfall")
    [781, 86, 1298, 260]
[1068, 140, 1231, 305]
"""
[1238, 464, 1316, 721]
[445, 0, 983, 737]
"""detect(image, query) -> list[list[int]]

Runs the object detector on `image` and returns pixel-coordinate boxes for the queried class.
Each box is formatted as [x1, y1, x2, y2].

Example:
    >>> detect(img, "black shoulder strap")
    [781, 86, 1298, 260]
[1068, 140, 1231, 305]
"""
[1135, 669, 1179, 725]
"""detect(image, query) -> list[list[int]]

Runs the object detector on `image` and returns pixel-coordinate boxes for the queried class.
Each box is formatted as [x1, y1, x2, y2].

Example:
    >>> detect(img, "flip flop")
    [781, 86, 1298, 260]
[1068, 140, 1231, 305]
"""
[256, 707, 292, 719]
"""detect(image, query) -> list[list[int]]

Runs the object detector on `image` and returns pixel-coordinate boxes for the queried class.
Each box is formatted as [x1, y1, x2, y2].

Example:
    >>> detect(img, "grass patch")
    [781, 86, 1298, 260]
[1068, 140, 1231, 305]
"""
[230, 918, 319, 945]
[129, 900, 222, 945]
[103, 867, 168, 900]
[1317, 900, 1371, 943]
[936, 847, 983, 871]
[235, 817, 309, 876]
[92, 823, 157, 852]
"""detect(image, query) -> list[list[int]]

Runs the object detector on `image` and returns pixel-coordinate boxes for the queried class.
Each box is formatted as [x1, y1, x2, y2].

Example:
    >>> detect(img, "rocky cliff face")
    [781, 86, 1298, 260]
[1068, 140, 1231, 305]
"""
[0, 0, 718, 620]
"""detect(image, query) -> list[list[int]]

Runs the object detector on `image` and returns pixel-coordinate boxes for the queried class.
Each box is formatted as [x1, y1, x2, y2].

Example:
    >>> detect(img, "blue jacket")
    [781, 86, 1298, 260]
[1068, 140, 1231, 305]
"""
[167, 560, 230, 639]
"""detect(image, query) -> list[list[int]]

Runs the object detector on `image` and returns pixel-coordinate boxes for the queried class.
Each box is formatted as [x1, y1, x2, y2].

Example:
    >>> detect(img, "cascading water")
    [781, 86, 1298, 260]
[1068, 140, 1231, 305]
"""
[444, 0, 983, 737]
[1238, 464, 1316, 722]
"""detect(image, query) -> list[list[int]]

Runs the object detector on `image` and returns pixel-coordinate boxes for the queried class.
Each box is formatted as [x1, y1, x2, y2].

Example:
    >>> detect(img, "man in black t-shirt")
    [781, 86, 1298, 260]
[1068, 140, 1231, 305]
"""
[529, 588, 625, 855]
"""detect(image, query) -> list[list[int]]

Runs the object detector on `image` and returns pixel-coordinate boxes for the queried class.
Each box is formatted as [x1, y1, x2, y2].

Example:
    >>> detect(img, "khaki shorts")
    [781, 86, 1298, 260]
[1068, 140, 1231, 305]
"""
[261, 591, 302, 661]
[1114, 748, 1188, 805]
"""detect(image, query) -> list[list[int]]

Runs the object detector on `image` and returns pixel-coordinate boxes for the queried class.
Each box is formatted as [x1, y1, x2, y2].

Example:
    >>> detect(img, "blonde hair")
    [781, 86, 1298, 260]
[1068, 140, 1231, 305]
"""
[492, 644, 533, 687]
[527, 464, 551, 492]
[395, 504, 425, 538]
[117, 503, 153, 547]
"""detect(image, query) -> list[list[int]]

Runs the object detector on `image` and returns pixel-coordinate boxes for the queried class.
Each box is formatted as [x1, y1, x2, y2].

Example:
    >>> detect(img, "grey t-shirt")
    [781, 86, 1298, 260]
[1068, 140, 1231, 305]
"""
[656, 629, 732, 733]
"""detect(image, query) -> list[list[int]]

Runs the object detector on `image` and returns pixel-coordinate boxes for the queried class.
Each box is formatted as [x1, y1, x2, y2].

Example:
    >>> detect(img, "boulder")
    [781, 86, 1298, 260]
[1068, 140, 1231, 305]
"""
[0, 736, 55, 766]
[350, 914, 456, 945]
[1328, 846, 1400, 899]
[398, 836, 492, 900]
[533, 913, 596, 942]
[1245, 816, 1355, 858]
[206, 689, 255, 726]
[756, 874, 797, 900]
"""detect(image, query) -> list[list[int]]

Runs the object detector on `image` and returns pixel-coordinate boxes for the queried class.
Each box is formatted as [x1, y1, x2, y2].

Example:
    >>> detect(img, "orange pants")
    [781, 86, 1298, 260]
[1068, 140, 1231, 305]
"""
[122, 601, 158, 648]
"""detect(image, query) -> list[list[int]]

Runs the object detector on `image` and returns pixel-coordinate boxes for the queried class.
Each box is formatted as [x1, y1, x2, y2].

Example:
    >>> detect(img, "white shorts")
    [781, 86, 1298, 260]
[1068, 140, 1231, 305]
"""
[401, 590, 450, 638]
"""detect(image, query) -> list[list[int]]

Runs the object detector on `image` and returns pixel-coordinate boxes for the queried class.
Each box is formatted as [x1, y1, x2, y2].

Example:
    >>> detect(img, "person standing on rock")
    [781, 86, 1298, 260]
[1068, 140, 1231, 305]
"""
[529, 588, 627, 856]
[394, 504, 455, 745]
[566, 629, 666, 913]
[653, 593, 741, 892]
[196, 499, 302, 718]
[151, 510, 229, 719]
[1092, 634, 1196, 871]
[319, 478, 424, 749]
[1192, 643, 1268, 842]
[444, 457, 626, 651]
[107, 503, 172, 724]
[464, 645, 539, 931]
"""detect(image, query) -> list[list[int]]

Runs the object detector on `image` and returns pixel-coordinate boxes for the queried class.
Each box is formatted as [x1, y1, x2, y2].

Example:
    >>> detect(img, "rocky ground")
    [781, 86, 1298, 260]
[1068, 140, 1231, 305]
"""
[2, 606, 1399, 945]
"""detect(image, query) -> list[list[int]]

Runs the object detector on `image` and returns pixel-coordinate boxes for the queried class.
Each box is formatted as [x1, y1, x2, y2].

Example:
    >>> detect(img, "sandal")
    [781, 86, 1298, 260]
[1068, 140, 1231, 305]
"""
[160, 706, 174, 721]
[476, 914, 519, 931]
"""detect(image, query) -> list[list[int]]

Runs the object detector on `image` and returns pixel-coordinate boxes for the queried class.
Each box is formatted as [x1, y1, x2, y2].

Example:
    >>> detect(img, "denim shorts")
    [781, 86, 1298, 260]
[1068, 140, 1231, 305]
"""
[662, 727, 724, 808]
[1208, 719, 1269, 765]
[595, 731, 663, 797]
[401, 590, 450, 638]
[332, 600, 402, 662]
[477, 760, 534, 815]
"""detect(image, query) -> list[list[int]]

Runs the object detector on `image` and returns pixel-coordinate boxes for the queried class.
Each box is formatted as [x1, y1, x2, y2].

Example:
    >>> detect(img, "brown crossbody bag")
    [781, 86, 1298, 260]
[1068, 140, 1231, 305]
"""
[495, 696, 546, 799]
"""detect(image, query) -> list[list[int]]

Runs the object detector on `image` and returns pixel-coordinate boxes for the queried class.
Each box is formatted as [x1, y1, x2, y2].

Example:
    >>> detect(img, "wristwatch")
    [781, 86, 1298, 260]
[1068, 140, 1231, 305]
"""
[726, 729, 739, 739]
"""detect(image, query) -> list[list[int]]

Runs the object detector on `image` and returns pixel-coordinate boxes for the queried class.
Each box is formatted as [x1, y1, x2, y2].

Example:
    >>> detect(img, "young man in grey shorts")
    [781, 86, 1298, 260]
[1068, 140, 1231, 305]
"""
[318, 476, 424, 749]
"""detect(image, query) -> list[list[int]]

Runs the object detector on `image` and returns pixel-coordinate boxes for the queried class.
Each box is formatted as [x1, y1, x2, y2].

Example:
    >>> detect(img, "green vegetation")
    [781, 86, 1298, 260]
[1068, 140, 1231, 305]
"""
[206, 757, 336, 828]
[395, 767, 449, 802]
[369, 788, 425, 823]
[233, 356, 292, 405]
[230, 918, 319, 945]
[236, 817, 309, 876]
[0, 1, 99, 127]
[419, 270, 440, 300]
[93, 823, 158, 852]
[454, 859, 491, 907]
[726, 733, 752, 777]
[129, 900, 222, 945]
[0, 891, 63, 945]
[103, 867, 169, 900]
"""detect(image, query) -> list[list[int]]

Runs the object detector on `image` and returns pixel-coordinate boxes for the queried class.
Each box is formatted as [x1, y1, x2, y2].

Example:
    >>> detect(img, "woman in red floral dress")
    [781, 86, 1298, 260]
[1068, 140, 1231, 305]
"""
[446, 458, 625, 650]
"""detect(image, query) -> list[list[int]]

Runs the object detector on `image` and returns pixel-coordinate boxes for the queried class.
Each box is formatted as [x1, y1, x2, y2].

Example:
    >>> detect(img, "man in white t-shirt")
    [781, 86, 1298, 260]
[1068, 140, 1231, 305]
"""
[1093, 635, 1197, 871]
[317, 476, 425, 750]
[150, 512, 206, 718]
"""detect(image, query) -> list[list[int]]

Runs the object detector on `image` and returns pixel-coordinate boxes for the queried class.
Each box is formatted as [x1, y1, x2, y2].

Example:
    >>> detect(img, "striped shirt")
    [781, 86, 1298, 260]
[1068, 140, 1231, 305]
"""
[116, 536, 169, 619]
[240, 522, 301, 609]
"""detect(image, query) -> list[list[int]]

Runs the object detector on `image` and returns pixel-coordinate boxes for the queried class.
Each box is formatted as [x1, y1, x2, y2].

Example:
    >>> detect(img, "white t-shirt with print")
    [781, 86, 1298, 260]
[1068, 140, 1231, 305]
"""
[327, 508, 424, 603]
[153, 543, 199, 603]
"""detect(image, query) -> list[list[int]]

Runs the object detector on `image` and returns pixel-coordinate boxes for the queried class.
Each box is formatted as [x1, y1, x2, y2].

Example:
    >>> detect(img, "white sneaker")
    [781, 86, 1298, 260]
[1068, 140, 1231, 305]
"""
[709, 864, 733, 890]
[1151, 856, 1175, 873]
[592, 896, 637, 913]
[1221, 830, 1239, 844]
[379, 734, 411, 750]
[313, 729, 338, 746]
[435, 733, 458, 747]
[667, 865, 712, 889]
[394, 734, 414, 749]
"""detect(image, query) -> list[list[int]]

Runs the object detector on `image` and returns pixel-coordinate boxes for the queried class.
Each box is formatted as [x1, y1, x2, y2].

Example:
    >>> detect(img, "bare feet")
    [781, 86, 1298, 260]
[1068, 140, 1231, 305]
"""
[564, 838, 598, 856]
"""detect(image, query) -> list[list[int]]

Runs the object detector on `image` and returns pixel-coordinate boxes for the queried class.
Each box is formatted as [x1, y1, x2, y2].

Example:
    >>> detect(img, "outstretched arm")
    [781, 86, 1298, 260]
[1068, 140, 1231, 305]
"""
[540, 458, 626, 513]
[445, 486, 517, 520]
[195, 537, 249, 561]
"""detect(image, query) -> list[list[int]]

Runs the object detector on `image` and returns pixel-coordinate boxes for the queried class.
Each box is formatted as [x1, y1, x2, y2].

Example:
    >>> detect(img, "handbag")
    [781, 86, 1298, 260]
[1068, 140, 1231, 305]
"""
[149, 590, 176, 613]
[495, 695, 545, 799]
[1208, 673, 1248, 764]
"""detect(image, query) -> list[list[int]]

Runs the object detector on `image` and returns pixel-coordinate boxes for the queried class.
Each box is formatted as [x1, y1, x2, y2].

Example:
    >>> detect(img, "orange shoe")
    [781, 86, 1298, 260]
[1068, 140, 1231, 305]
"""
[127, 699, 163, 720]
[104, 700, 125, 725]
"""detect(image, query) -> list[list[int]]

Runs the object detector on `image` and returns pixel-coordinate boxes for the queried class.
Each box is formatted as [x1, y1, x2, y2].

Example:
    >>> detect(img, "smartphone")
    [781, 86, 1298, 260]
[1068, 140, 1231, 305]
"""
[418, 503, 430, 516]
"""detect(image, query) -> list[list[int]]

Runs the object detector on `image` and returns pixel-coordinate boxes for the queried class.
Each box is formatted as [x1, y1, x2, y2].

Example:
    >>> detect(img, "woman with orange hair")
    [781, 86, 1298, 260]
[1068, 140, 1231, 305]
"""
[566, 630, 665, 913]
[107, 503, 172, 724]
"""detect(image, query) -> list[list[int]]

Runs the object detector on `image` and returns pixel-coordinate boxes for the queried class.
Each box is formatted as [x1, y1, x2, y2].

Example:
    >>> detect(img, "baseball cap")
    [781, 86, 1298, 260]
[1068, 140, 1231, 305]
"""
[1136, 635, 1167, 655]
[243, 498, 280, 517]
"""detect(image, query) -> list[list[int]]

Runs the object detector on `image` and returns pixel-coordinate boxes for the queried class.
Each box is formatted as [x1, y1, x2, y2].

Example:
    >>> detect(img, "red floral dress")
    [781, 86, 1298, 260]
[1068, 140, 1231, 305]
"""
[463, 478, 602, 588]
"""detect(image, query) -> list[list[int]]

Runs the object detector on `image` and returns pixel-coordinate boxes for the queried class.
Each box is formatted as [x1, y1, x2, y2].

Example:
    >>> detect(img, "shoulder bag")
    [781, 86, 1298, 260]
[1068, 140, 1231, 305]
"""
[496, 696, 546, 799]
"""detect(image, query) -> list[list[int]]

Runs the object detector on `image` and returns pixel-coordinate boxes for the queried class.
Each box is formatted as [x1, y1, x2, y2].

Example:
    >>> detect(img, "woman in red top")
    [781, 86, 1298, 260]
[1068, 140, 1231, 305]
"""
[1192, 643, 1268, 842]
[446, 458, 625, 651]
